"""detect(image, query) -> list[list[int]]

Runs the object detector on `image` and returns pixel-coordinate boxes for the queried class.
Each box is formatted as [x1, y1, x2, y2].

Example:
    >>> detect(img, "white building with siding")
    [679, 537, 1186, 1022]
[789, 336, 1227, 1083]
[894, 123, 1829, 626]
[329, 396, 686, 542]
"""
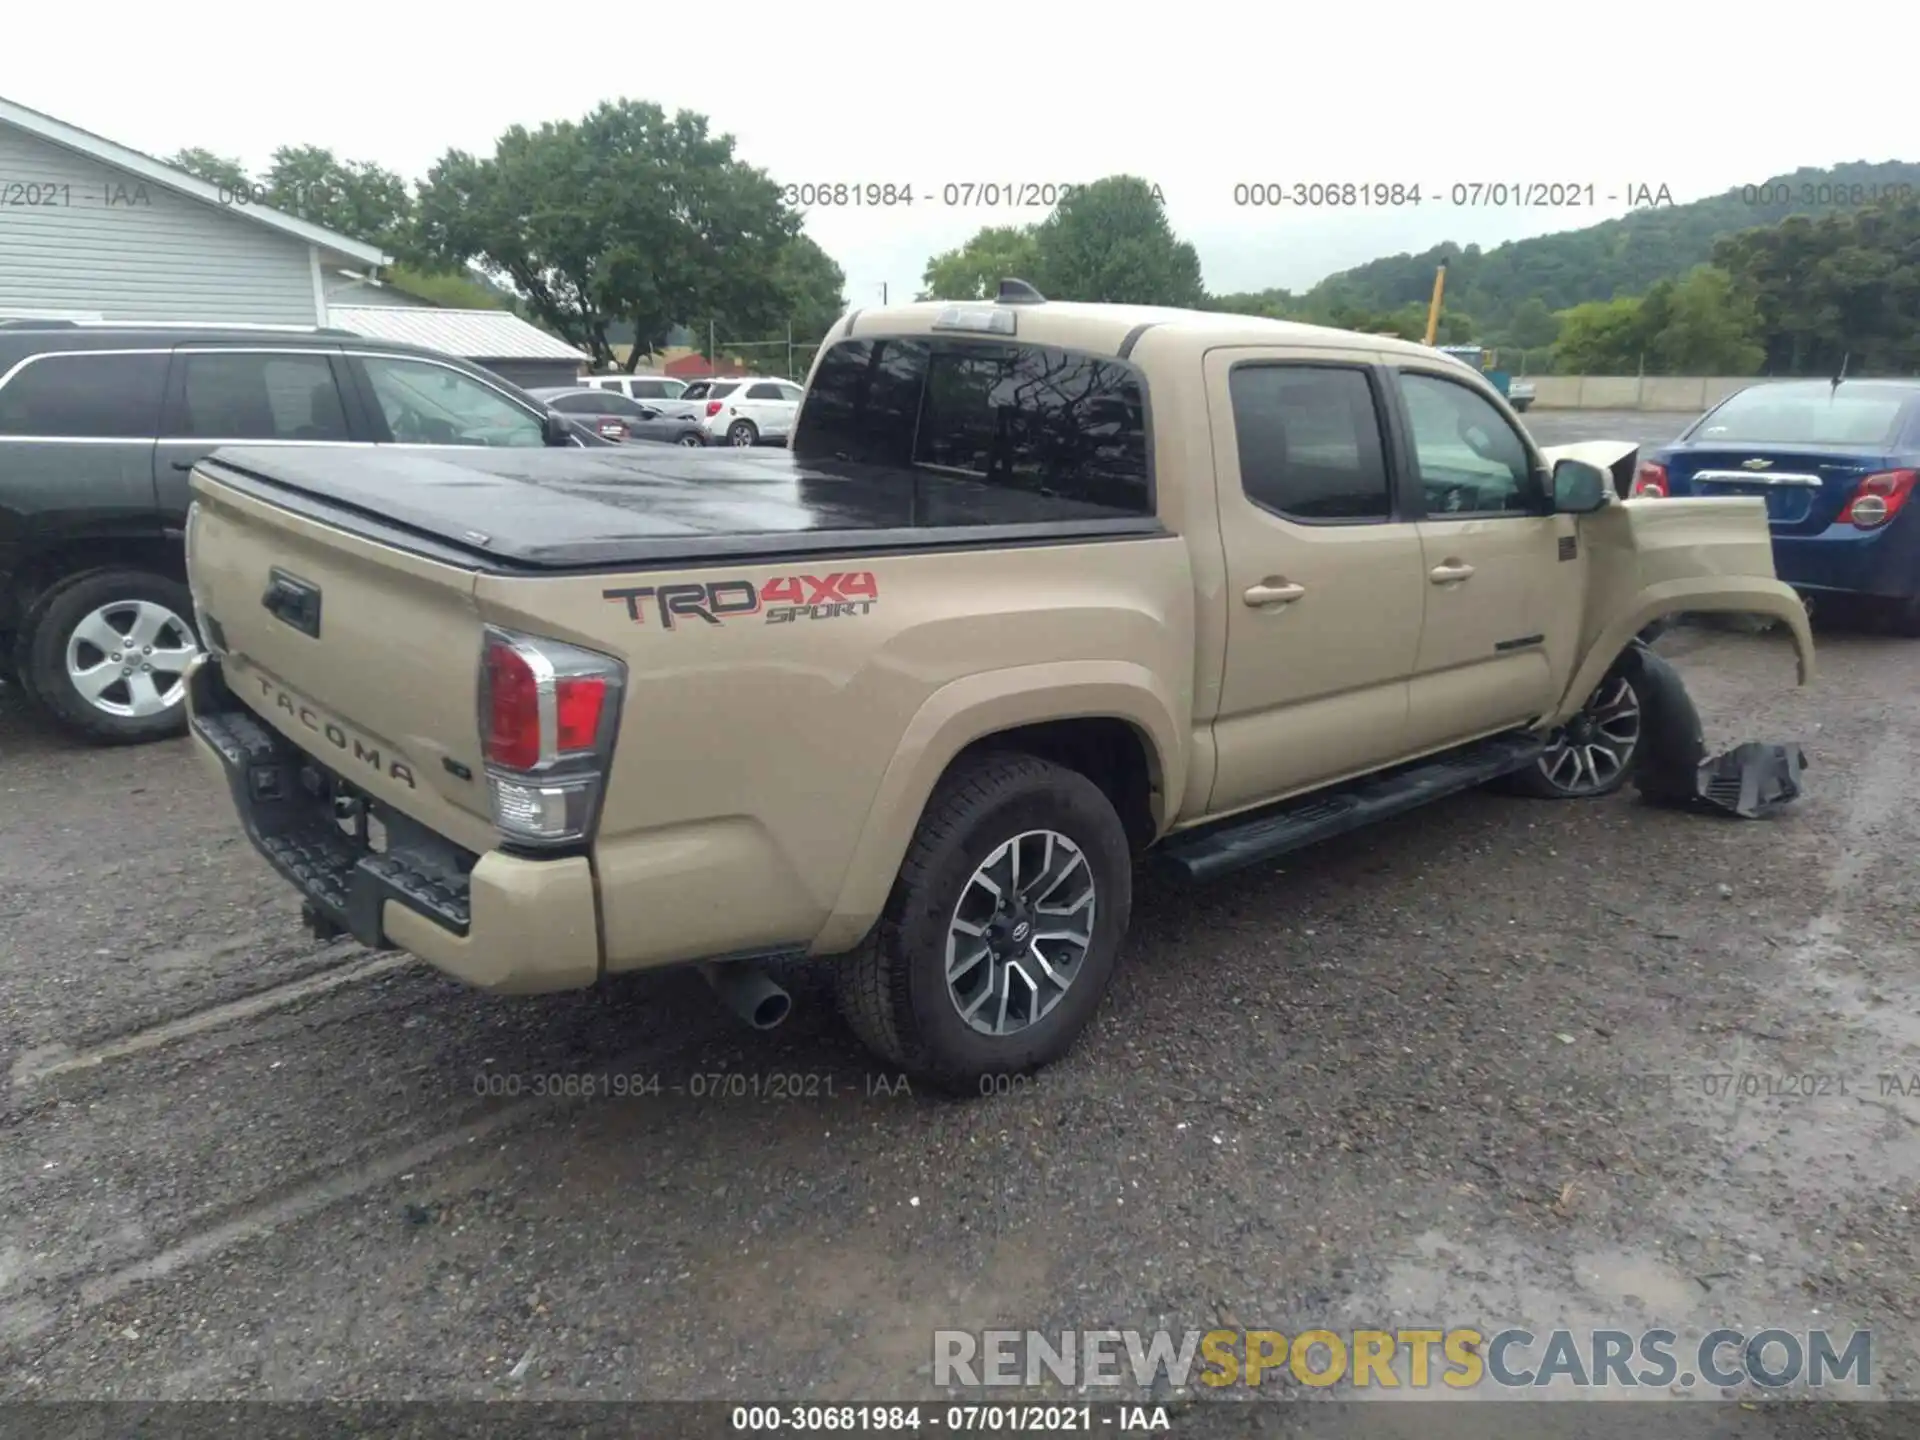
[0, 95, 387, 325]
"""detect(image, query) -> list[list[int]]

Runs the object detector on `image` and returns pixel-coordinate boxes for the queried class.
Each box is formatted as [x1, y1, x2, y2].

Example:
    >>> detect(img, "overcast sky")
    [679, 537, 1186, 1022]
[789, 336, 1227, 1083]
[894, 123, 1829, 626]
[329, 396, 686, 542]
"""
[6, 1, 1902, 310]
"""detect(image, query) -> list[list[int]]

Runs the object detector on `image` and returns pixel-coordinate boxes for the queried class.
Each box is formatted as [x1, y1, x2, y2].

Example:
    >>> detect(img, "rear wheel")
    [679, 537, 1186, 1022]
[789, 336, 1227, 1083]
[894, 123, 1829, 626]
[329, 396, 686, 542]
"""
[22, 569, 201, 744]
[835, 753, 1132, 1093]
[677, 432, 703, 447]
[726, 419, 758, 447]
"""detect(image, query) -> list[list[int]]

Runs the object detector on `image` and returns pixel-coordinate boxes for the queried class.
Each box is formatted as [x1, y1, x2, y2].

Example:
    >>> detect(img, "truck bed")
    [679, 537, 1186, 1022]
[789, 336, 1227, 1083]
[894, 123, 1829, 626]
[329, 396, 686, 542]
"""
[195, 445, 1163, 573]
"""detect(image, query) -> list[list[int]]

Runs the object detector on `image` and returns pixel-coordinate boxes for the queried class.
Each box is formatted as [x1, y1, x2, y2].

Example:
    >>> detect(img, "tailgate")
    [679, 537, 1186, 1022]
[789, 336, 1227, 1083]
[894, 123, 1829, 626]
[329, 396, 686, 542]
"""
[186, 471, 498, 856]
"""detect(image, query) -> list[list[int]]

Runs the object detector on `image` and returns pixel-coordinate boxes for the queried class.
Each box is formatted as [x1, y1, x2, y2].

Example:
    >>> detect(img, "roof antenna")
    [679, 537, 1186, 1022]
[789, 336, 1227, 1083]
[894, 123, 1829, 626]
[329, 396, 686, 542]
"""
[1832, 352, 1849, 390]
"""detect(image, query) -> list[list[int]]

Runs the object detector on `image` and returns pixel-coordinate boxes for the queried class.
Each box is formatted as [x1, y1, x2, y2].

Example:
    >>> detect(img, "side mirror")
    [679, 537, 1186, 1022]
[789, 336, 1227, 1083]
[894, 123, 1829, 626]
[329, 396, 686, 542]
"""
[542, 409, 575, 447]
[1552, 458, 1610, 514]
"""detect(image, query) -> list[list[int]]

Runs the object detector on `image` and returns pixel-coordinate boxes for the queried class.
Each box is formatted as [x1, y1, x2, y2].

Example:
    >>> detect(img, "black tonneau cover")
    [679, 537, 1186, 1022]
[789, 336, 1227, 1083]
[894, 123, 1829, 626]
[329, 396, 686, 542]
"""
[196, 445, 1162, 572]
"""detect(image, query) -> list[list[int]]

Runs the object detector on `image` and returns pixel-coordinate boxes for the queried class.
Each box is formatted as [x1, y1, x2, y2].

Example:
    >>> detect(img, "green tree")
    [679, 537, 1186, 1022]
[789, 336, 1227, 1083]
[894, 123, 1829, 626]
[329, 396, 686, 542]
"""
[166, 147, 250, 194]
[770, 234, 847, 341]
[413, 99, 799, 371]
[1553, 296, 1647, 373]
[1648, 265, 1764, 373]
[378, 263, 507, 310]
[262, 145, 414, 252]
[1028, 176, 1204, 306]
[1506, 297, 1560, 350]
[919, 225, 1041, 301]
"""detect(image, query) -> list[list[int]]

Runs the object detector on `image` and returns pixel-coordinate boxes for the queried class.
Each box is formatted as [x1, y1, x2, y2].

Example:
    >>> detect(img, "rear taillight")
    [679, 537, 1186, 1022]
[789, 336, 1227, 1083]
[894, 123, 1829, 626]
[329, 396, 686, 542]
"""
[1631, 462, 1668, 498]
[1837, 469, 1918, 530]
[478, 628, 625, 846]
[705, 400, 724, 417]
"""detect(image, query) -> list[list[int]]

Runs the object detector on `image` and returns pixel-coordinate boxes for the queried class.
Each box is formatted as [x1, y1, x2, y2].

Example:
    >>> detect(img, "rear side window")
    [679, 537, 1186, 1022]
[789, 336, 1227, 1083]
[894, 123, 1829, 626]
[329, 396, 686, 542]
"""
[551, 393, 604, 413]
[631, 378, 679, 398]
[1229, 365, 1391, 521]
[0, 351, 168, 438]
[682, 382, 710, 399]
[746, 382, 785, 400]
[794, 337, 1152, 515]
[174, 352, 351, 441]
[709, 382, 741, 399]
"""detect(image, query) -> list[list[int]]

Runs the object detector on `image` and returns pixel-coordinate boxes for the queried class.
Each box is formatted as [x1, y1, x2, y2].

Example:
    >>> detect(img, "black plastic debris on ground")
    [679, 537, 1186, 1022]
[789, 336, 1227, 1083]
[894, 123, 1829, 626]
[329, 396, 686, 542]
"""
[1694, 741, 1808, 819]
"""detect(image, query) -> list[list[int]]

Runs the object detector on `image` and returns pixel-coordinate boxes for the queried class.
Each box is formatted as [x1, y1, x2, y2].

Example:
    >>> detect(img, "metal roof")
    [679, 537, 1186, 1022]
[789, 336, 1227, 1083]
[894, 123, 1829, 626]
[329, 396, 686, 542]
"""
[0, 95, 388, 268]
[326, 306, 590, 361]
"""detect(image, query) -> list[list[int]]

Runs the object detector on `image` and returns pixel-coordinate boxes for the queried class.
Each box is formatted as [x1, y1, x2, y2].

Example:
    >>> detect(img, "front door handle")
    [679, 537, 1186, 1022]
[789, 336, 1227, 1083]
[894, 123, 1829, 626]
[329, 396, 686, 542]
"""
[1429, 562, 1476, 584]
[1244, 581, 1307, 606]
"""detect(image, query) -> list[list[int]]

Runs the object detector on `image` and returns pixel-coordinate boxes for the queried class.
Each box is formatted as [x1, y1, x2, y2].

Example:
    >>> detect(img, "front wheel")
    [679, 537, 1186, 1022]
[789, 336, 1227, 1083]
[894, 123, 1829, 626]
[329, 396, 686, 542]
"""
[22, 569, 202, 744]
[1506, 666, 1644, 799]
[835, 753, 1132, 1093]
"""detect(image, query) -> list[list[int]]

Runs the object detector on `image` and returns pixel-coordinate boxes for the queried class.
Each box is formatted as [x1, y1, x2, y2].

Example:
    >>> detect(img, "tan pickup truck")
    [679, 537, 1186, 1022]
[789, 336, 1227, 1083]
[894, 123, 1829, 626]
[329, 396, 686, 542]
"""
[181, 284, 1814, 1090]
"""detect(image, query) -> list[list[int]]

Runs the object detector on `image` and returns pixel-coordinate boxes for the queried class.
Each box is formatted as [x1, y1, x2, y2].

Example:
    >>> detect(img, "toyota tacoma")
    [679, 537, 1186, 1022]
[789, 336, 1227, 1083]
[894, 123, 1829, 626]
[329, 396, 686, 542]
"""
[180, 283, 1815, 1090]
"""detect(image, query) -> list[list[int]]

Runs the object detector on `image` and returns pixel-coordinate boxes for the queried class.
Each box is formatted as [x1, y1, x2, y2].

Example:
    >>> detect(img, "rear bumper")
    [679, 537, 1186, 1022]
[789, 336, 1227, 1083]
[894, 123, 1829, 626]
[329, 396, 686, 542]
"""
[186, 656, 602, 994]
[1771, 518, 1920, 600]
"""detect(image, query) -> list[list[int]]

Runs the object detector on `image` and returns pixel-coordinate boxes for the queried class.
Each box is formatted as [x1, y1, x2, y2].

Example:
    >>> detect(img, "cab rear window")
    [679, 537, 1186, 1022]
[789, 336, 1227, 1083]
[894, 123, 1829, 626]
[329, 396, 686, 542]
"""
[1692, 385, 1911, 447]
[794, 337, 1151, 515]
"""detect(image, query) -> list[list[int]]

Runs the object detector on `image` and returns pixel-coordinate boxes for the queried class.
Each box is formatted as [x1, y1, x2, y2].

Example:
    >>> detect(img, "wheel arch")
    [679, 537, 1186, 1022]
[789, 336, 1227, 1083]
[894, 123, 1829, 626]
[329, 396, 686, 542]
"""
[12, 533, 187, 623]
[1552, 576, 1813, 727]
[809, 662, 1183, 956]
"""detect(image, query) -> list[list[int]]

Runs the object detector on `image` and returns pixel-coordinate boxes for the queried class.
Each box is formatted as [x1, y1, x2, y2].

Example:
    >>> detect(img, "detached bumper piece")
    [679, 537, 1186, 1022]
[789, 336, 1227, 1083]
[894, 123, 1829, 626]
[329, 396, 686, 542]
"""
[191, 706, 476, 949]
[1695, 742, 1808, 820]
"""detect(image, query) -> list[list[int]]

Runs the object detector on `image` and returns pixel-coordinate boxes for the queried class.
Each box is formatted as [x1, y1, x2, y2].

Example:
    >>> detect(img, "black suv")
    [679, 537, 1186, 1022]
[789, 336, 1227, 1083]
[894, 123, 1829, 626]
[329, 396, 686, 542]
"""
[0, 321, 596, 744]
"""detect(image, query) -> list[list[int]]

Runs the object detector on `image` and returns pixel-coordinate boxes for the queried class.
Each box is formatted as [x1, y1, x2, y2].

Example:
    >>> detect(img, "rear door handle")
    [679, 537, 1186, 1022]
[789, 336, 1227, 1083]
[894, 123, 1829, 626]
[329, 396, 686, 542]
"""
[1429, 562, 1476, 584]
[1244, 581, 1306, 606]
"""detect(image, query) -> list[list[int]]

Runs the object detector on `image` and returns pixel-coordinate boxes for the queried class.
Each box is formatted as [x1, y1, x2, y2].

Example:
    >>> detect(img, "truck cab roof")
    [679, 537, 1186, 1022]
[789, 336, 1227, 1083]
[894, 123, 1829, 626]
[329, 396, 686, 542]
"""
[838, 292, 1447, 367]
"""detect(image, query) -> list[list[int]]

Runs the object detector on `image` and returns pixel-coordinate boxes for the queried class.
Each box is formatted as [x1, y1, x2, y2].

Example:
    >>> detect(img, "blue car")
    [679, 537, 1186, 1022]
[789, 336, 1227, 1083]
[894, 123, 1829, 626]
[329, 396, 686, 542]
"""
[1633, 379, 1920, 633]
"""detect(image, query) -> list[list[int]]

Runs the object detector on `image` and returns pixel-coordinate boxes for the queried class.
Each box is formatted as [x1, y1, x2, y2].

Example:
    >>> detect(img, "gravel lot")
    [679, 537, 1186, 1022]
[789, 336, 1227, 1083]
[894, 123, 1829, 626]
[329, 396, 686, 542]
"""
[1, 411, 1915, 1431]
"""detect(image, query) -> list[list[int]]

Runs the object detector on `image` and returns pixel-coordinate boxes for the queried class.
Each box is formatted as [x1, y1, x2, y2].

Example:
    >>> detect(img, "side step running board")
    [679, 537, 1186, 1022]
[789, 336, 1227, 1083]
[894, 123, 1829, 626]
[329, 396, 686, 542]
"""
[1155, 731, 1546, 883]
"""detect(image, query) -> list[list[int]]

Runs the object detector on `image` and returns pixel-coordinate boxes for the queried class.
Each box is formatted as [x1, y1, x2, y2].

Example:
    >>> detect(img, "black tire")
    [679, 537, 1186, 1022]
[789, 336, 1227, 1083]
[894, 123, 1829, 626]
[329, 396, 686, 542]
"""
[1502, 650, 1648, 800]
[1628, 646, 1706, 807]
[21, 569, 200, 745]
[835, 752, 1133, 1094]
[726, 419, 758, 447]
[677, 431, 704, 447]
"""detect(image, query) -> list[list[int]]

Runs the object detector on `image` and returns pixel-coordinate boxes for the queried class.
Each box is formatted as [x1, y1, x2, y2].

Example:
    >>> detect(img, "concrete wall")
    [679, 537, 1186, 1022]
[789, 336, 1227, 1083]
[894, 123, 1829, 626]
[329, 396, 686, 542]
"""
[1530, 376, 1770, 412]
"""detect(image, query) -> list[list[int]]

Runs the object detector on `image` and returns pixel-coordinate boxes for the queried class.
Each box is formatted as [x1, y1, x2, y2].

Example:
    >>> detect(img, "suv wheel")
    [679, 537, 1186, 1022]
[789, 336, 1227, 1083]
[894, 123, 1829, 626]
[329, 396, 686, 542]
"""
[726, 419, 758, 447]
[1505, 663, 1643, 799]
[22, 570, 201, 744]
[836, 753, 1132, 1093]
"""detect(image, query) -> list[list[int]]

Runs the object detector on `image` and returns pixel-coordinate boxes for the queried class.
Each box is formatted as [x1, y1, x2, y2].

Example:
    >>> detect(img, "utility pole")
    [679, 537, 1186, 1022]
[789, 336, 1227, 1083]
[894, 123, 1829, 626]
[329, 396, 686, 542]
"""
[881, 282, 889, 305]
[786, 319, 793, 380]
[708, 318, 716, 375]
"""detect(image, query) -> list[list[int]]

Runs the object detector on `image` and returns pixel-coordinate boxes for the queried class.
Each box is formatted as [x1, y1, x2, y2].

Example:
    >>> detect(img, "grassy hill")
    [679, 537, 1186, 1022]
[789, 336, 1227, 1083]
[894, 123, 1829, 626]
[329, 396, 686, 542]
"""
[1301, 160, 1920, 339]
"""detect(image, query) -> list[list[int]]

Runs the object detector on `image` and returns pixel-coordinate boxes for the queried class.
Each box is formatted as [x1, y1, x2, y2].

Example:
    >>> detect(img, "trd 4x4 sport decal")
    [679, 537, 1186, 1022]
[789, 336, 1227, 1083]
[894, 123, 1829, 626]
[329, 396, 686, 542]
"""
[602, 572, 879, 629]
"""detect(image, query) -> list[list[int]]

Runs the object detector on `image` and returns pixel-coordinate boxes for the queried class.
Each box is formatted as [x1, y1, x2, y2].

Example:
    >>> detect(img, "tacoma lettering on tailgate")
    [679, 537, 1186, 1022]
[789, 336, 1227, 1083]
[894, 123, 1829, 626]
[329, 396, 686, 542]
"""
[602, 572, 879, 630]
[255, 676, 418, 788]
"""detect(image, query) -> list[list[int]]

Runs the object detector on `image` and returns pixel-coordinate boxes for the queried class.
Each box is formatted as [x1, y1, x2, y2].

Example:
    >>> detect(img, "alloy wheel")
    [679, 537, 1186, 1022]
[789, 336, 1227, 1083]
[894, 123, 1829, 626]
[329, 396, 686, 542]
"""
[945, 829, 1098, 1037]
[1536, 674, 1642, 794]
[64, 600, 200, 719]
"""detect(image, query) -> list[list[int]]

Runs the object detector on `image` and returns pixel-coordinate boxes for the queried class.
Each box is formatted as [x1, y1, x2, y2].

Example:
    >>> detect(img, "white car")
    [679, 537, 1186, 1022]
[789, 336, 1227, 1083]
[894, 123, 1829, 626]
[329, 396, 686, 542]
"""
[578, 373, 689, 404]
[671, 376, 806, 447]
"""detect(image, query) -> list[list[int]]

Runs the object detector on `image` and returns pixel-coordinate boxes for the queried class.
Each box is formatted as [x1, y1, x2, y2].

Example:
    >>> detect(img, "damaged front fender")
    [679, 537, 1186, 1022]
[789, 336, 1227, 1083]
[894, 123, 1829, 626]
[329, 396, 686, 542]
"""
[1551, 498, 1816, 724]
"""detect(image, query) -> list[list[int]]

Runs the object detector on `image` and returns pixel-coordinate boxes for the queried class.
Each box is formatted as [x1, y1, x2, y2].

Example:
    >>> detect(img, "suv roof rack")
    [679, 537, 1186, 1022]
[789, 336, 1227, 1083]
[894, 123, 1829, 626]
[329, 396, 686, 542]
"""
[0, 317, 82, 330]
